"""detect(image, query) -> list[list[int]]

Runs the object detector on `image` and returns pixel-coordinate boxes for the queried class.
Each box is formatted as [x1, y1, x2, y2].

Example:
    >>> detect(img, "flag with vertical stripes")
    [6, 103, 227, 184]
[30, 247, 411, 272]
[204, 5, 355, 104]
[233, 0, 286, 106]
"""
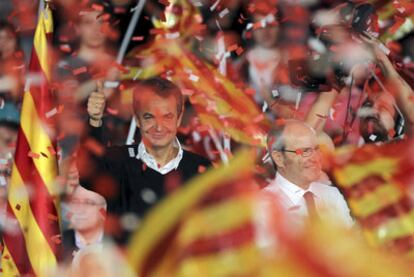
[1, 3, 61, 276]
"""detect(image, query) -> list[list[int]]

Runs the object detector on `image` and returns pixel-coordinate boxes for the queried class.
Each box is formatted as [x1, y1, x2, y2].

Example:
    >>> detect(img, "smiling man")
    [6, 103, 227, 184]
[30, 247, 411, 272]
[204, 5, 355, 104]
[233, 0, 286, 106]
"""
[264, 120, 353, 228]
[84, 77, 211, 243]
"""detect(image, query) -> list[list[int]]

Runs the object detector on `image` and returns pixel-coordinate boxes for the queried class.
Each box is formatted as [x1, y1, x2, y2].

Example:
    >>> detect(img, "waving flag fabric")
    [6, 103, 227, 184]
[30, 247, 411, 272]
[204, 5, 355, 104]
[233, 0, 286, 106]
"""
[1, 4, 61, 276]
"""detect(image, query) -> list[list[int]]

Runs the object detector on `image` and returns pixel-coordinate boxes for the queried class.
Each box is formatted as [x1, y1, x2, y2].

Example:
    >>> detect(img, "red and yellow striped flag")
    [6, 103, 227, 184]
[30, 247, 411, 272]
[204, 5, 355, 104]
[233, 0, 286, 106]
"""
[330, 140, 414, 259]
[1, 4, 60, 276]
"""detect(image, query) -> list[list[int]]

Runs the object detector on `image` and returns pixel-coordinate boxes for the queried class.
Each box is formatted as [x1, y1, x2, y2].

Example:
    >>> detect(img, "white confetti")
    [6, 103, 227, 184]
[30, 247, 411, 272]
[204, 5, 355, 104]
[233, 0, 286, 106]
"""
[189, 74, 200, 82]
[192, 131, 201, 142]
[133, 69, 142, 81]
[120, 213, 140, 231]
[210, 0, 221, 11]
[369, 134, 377, 141]
[219, 8, 229, 18]
[271, 89, 279, 98]
[141, 188, 157, 204]
[45, 107, 58, 118]
[295, 92, 302, 110]
[192, 1, 203, 7]
[128, 147, 135, 157]
[104, 81, 120, 88]
[0, 176, 6, 186]
[262, 101, 268, 112]
[165, 32, 180, 39]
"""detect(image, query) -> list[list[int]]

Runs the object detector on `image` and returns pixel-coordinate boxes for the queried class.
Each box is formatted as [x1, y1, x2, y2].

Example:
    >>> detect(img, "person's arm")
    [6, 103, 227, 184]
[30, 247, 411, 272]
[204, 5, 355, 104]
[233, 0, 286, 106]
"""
[304, 89, 339, 134]
[375, 47, 414, 131]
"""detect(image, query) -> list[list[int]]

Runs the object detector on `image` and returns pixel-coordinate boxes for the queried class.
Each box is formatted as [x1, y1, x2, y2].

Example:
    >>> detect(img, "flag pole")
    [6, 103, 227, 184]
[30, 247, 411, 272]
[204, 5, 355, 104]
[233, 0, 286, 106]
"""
[116, 0, 147, 145]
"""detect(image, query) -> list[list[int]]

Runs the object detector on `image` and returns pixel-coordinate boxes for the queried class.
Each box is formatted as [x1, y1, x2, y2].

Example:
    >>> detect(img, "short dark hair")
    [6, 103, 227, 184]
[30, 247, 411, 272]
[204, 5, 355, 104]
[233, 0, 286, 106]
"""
[132, 77, 184, 116]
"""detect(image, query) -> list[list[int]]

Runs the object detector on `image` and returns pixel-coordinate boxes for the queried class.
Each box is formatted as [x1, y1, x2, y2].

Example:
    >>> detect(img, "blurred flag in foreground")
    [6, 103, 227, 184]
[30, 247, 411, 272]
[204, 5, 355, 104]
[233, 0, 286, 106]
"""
[331, 139, 414, 258]
[1, 3, 61, 276]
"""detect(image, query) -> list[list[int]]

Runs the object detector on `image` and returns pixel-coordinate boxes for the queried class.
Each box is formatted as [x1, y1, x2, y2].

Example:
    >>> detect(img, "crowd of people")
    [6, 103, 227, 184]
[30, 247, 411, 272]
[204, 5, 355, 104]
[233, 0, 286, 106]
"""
[1, 0, 414, 275]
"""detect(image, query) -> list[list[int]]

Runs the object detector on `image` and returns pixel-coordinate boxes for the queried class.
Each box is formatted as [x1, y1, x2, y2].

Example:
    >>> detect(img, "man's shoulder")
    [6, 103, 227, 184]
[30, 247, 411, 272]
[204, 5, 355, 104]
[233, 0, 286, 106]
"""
[181, 149, 212, 167]
[104, 144, 140, 163]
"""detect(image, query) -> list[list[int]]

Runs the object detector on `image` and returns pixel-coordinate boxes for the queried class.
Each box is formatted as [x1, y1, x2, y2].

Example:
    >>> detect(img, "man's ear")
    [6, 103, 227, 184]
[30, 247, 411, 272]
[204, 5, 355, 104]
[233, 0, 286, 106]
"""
[270, 151, 285, 169]
[177, 108, 184, 127]
[135, 115, 141, 128]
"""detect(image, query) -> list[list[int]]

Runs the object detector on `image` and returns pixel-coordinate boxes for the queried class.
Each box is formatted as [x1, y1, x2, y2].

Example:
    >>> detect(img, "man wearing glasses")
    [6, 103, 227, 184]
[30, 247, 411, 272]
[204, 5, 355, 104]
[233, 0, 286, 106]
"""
[62, 185, 107, 261]
[264, 120, 353, 227]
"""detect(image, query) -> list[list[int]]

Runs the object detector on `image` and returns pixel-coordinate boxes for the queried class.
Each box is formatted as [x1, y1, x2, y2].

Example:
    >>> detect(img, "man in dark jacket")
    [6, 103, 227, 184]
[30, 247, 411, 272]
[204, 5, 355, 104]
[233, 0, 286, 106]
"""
[82, 77, 211, 243]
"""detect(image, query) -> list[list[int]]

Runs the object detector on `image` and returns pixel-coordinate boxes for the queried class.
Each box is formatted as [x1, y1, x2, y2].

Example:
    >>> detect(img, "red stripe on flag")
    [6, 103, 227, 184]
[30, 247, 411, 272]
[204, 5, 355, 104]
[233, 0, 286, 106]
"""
[176, 223, 255, 261]
[13, 128, 59, 253]
[140, 224, 181, 277]
[3, 203, 35, 275]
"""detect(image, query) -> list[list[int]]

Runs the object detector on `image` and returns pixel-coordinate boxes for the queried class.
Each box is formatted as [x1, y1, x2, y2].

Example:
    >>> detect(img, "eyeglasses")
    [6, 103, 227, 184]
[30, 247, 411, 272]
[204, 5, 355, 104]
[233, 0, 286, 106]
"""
[67, 199, 105, 207]
[281, 145, 320, 157]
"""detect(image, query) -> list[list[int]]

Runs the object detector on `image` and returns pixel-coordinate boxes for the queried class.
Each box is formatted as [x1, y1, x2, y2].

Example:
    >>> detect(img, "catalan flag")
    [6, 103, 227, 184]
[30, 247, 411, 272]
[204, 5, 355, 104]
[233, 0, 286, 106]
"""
[1, 3, 60, 276]
[331, 140, 414, 259]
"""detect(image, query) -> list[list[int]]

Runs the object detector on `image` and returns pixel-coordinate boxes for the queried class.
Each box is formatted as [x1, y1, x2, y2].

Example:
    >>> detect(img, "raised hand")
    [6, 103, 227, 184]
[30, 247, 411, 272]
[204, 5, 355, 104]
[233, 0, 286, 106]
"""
[87, 80, 106, 127]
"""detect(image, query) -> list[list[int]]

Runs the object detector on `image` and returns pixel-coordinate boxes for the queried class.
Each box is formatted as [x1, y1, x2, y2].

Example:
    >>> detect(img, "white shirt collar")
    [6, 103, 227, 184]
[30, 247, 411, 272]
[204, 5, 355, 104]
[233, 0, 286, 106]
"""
[274, 172, 319, 205]
[74, 230, 103, 250]
[136, 138, 183, 175]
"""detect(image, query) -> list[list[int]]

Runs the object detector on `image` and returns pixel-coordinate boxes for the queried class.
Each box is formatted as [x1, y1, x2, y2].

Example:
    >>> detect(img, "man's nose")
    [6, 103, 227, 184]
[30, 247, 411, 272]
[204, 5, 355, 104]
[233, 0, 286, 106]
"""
[154, 118, 163, 131]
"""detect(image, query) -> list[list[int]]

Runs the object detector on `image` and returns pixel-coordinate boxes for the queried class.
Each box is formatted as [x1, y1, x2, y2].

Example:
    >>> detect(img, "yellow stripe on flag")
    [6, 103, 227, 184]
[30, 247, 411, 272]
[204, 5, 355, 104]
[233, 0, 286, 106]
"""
[334, 157, 398, 187]
[348, 183, 402, 218]
[20, 91, 59, 203]
[177, 196, 254, 246]
[364, 210, 414, 246]
[175, 243, 260, 277]
[1, 245, 21, 276]
[7, 164, 57, 276]
[33, 6, 53, 81]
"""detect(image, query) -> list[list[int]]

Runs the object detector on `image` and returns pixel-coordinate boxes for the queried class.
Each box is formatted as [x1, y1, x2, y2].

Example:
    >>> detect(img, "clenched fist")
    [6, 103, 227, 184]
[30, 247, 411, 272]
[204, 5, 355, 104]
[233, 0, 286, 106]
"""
[87, 81, 106, 127]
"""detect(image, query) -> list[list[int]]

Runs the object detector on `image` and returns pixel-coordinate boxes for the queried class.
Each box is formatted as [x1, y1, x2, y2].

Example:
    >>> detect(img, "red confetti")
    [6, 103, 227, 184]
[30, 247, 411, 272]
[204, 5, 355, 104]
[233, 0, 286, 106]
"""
[132, 36, 145, 41]
[388, 129, 396, 138]
[389, 16, 406, 34]
[142, 163, 147, 171]
[159, 0, 170, 6]
[91, 3, 104, 12]
[149, 28, 165, 35]
[84, 138, 105, 156]
[50, 234, 62, 245]
[227, 44, 238, 52]
[59, 44, 71, 53]
[235, 47, 244, 56]
[106, 107, 119, 115]
[198, 165, 206, 173]
[15, 204, 21, 211]
[48, 213, 58, 221]
[72, 66, 87, 76]
[28, 152, 40, 159]
[114, 7, 127, 14]
[3, 254, 9, 260]
[245, 88, 256, 96]
[253, 114, 264, 123]
[98, 13, 111, 21]
[47, 146, 56, 156]
[112, 63, 129, 74]
[295, 149, 304, 156]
